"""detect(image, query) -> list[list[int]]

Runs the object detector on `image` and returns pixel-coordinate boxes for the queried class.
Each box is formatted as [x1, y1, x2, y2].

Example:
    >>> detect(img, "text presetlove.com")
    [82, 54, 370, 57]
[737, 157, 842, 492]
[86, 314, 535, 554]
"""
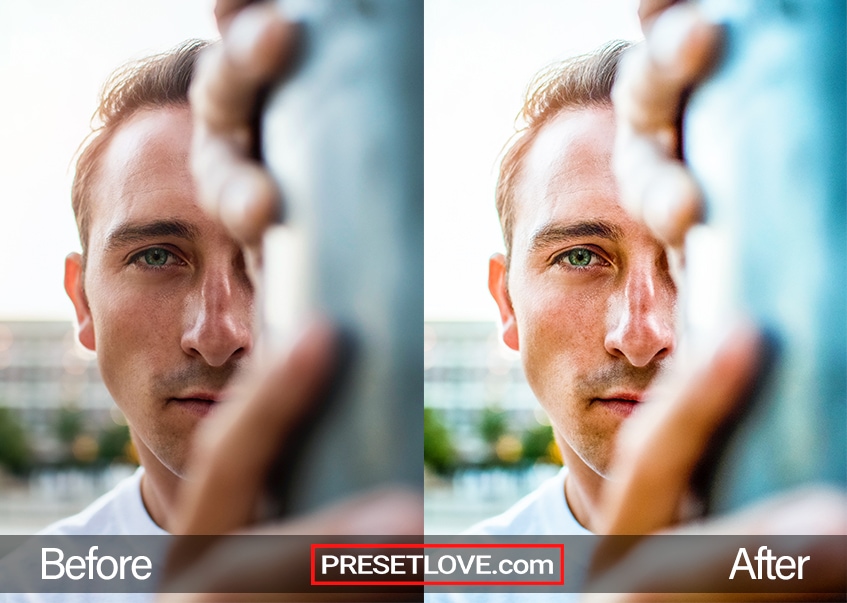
[0, 535, 844, 596]
[312, 544, 564, 586]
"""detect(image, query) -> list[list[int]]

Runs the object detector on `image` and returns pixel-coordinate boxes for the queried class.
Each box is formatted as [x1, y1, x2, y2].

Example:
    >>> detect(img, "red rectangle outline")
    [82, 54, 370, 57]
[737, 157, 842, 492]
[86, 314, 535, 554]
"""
[310, 543, 565, 586]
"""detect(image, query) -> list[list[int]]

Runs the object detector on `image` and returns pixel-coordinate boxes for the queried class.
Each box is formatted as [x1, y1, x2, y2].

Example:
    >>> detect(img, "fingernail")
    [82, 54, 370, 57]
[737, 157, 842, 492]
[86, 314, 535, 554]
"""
[643, 170, 679, 243]
[226, 5, 270, 67]
[764, 495, 846, 534]
[345, 492, 423, 535]
[649, 4, 700, 69]
[644, 165, 702, 247]
[220, 173, 254, 231]
[296, 318, 334, 359]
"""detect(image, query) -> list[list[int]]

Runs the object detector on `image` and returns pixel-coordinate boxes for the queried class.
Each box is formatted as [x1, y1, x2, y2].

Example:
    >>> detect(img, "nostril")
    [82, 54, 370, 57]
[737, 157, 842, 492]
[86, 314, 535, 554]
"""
[653, 347, 671, 361]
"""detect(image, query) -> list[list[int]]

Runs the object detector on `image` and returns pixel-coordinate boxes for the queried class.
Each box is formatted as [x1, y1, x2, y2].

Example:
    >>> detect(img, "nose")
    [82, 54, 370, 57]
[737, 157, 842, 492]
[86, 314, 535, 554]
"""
[604, 264, 675, 368]
[181, 266, 253, 367]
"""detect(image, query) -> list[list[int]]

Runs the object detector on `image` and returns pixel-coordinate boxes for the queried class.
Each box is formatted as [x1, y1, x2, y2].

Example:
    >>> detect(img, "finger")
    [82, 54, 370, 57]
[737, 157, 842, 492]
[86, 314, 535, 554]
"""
[193, 5, 296, 132]
[161, 592, 388, 602]
[637, 0, 678, 32]
[191, 127, 280, 247]
[640, 160, 702, 247]
[614, 6, 720, 135]
[163, 490, 422, 601]
[213, 0, 254, 33]
[612, 5, 720, 245]
[601, 322, 762, 534]
[174, 319, 336, 534]
[250, 487, 424, 536]
[681, 486, 847, 536]
[614, 124, 702, 247]
[190, 5, 296, 245]
[586, 591, 836, 602]
[587, 489, 847, 600]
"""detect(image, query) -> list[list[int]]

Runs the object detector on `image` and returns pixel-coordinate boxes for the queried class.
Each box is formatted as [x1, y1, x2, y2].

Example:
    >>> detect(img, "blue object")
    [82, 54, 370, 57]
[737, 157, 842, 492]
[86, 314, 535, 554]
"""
[685, 0, 847, 512]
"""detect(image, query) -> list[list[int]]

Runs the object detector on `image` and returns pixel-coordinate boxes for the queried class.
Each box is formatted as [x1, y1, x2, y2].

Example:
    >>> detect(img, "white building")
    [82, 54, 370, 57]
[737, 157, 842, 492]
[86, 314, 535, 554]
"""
[0, 321, 115, 457]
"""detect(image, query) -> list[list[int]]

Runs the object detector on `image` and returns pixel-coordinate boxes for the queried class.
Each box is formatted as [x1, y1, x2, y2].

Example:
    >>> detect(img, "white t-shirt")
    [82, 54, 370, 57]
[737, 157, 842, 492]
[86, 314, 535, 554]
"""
[2, 467, 165, 603]
[426, 467, 590, 603]
[38, 466, 166, 537]
[465, 466, 591, 536]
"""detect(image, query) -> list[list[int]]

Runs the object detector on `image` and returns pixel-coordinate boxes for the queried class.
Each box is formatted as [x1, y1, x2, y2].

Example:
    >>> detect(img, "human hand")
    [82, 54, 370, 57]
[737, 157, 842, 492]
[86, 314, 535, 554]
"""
[588, 321, 846, 599]
[172, 319, 336, 534]
[598, 317, 846, 534]
[599, 322, 763, 535]
[585, 490, 847, 601]
[603, 0, 737, 539]
[170, 10, 422, 599]
[157, 319, 422, 601]
[596, 2, 847, 597]
[190, 0, 295, 258]
[612, 0, 721, 249]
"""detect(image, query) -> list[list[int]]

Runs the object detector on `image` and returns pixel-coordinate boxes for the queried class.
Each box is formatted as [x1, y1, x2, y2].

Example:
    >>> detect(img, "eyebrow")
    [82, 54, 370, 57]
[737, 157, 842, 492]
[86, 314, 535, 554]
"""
[104, 219, 198, 252]
[528, 220, 623, 254]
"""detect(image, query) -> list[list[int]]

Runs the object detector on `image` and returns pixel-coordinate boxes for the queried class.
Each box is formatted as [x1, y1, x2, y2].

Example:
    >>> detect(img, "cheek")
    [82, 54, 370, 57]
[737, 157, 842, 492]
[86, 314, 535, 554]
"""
[89, 286, 182, 395]
[94, 306, 144, 390]
[515, 284, 608, 386]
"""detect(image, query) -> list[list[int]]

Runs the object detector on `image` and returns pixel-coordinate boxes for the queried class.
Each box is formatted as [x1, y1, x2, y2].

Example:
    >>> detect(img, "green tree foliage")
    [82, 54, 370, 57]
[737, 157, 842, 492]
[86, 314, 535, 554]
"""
[97, 424, 131, 464]
[56, 407, 84, 445]
[479, 408, 507, 445]
[521, 424, 554, 464]
[424, 407, 456, 476]
[0, 407, 31, 475]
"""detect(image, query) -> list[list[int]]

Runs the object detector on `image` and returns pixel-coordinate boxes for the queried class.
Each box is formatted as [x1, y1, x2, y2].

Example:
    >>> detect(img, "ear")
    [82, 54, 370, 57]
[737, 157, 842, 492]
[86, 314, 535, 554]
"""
[488, 253, 519, 351]
[64, 253, 96, 351]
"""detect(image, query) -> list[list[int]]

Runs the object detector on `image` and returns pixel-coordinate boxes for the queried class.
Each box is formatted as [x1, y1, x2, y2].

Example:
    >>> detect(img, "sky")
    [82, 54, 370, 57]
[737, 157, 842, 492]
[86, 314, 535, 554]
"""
[0, 0, 641, 322]
[424, 0, 642, 321]
[0, 0, 217, 321]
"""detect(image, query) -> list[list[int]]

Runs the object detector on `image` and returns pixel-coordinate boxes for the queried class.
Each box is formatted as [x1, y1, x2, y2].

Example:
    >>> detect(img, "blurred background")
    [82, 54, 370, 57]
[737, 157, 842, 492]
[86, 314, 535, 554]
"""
[0, 0, 643, 535]
[423, 0, 642, 533]
[0, 0, 217, 534]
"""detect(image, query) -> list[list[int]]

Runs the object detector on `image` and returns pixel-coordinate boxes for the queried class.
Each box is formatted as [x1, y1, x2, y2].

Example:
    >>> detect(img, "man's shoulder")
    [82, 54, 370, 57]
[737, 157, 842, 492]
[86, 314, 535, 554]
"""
[37, 466, 164, 536]
[464, 466, 590, 536]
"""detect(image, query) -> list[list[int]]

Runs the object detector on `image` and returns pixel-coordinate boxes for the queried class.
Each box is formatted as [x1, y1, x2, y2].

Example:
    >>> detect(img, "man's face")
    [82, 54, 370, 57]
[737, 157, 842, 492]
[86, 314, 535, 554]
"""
[65, 106, 254, 479]
[490, 106, 676, 479]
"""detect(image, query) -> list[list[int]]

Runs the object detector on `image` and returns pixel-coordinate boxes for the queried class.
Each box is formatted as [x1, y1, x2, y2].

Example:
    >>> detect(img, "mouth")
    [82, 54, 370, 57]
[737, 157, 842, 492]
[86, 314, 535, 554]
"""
[592, 393, 644, 417]
[168, 392, 221, 416]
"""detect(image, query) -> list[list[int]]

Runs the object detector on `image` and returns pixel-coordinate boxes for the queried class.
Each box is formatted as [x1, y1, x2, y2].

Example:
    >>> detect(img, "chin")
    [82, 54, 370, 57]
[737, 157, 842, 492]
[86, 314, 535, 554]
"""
[132, 427, 195, 481]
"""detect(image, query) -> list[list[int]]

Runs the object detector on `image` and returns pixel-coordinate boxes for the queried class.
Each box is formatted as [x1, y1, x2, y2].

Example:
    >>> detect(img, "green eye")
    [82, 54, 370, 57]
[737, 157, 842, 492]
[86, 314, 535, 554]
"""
[128, 247, 184, 271]
[566, 248, 594, 267]
[143, 248, 171, 266]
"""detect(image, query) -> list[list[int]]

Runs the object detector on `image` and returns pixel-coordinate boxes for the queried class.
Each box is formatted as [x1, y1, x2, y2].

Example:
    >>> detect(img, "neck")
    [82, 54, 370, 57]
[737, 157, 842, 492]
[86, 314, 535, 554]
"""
[133, 436, 182, 533]
[558, 438, 606, 533]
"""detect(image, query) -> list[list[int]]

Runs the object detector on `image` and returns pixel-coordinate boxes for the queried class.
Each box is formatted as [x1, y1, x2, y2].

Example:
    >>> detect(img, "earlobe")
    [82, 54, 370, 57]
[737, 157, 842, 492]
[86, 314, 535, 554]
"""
[64, 253, 96, 351]
[488, 253, 519, 351]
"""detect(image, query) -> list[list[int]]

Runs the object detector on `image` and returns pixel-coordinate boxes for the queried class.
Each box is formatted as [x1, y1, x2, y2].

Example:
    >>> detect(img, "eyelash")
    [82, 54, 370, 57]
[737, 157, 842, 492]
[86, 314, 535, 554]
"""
[127, 247, 186, 270]
[552, 247, 610, 271]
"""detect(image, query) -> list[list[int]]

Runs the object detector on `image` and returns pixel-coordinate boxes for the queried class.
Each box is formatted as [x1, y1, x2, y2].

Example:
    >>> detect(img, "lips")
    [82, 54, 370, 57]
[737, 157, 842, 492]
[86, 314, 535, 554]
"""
[167, 391, 222, 417]
[596, 392, 643, 404]
[172, 395, 219, 404]
[171, 389, 223, 403]
[592, 392, 644, 417]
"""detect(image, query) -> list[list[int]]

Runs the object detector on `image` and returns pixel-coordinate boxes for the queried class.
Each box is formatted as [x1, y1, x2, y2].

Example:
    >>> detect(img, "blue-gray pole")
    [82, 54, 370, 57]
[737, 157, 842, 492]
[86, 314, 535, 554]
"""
[261, 0, 423, 514]
[685, 0, 846, 512]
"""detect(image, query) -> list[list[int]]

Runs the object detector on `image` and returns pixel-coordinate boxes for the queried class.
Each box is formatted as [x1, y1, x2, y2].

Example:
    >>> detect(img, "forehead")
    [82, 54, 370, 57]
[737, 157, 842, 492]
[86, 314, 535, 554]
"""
[511, 106, 637, 252]
[86, 106, 220, 249]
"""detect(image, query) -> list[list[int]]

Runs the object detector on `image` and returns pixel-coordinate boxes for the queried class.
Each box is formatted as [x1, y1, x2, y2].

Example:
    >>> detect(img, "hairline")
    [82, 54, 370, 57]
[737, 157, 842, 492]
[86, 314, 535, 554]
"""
[507, 100, 614, 259]
[77, 99, 191, 267]
[495, 40, 630, 267]
[71, 39, 207, 267]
